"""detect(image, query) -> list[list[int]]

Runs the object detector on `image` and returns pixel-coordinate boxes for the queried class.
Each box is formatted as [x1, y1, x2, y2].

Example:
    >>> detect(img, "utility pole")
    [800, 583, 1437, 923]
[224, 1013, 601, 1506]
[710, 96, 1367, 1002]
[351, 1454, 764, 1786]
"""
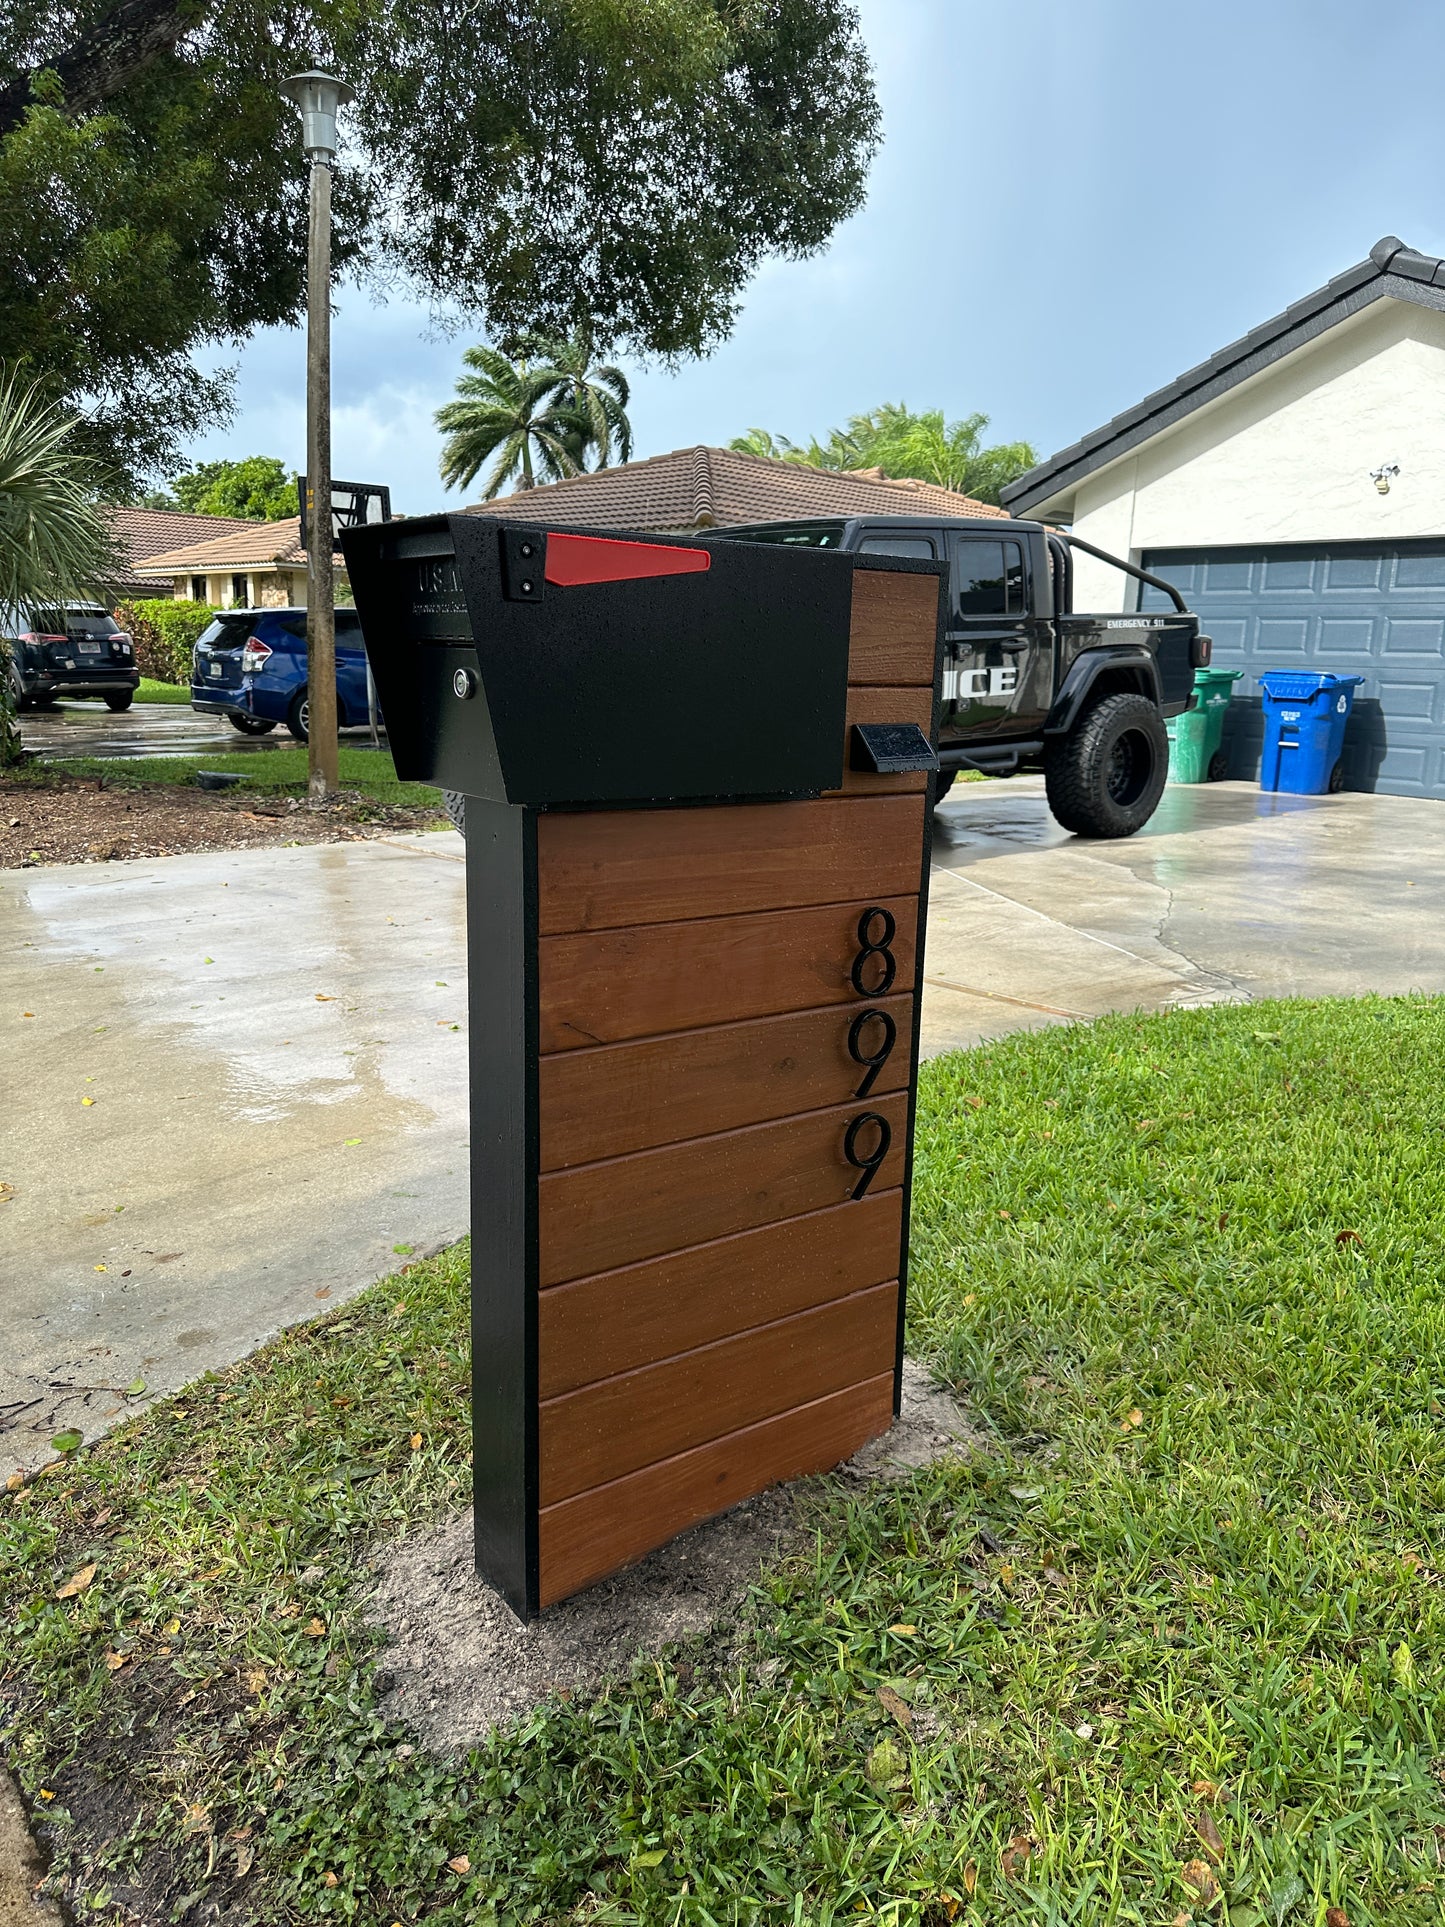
[280, 69, 353, 800]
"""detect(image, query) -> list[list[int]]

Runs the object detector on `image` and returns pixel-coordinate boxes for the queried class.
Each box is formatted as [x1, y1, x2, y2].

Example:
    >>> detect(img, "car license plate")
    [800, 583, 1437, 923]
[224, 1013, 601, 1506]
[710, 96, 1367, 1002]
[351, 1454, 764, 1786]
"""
[209, 663, 223, 677]
[78, 640, 101, 655]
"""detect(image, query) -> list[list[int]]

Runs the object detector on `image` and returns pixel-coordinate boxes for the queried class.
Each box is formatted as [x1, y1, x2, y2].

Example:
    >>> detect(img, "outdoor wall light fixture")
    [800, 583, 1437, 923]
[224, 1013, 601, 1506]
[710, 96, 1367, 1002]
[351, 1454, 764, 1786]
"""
[1371, 462, 1400, 495]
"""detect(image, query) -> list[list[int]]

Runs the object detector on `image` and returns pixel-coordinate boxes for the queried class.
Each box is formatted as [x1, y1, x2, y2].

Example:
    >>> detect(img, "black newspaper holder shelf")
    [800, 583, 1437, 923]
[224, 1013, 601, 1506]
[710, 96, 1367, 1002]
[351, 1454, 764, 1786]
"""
[340, 513, 853, 806]
[340, 512, 945, 1619]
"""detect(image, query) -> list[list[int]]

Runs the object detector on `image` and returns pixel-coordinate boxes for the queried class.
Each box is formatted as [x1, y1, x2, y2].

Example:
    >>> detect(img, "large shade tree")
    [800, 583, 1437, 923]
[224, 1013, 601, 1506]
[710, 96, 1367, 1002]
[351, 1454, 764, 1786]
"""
[0, 376, 117, 764]
[1, 0, 880, 491]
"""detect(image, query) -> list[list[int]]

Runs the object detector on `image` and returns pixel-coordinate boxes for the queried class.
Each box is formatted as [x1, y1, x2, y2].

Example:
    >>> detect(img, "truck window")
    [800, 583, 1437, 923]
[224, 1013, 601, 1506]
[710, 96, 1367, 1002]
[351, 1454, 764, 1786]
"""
[858, 534, 937, 559]
[953, 539, 1025, 617]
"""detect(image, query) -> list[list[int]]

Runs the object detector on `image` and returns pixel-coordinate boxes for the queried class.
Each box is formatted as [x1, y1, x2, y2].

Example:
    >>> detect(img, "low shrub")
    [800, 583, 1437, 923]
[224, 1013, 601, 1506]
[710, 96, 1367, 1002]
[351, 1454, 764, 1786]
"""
[115, 598, 218, 684]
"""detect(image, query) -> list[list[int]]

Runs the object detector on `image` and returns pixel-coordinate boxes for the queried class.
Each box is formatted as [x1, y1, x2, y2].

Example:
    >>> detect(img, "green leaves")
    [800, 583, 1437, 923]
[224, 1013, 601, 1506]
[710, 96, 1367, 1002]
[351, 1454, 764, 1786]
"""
[4, 0, 879, 485]
[170, 457, 296, 522]
[730, 404, 1039, 506]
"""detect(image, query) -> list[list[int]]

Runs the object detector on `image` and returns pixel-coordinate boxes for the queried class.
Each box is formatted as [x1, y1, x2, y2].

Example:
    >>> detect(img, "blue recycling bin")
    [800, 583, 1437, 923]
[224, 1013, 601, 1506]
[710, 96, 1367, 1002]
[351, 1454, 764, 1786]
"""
[1258, 672, 1364, 794]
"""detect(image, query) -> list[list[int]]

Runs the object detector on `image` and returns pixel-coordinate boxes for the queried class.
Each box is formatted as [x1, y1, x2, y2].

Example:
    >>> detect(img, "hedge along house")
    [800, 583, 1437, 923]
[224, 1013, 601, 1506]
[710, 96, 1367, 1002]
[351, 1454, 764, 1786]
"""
[1002, 237, 1445, 799]
[133, 516, 351, 610]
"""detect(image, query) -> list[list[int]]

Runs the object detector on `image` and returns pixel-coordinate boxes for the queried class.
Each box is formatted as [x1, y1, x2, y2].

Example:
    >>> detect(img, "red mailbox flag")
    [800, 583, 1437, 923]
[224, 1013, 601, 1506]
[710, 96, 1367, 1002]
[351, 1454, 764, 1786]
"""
[543, 531, 711, 588]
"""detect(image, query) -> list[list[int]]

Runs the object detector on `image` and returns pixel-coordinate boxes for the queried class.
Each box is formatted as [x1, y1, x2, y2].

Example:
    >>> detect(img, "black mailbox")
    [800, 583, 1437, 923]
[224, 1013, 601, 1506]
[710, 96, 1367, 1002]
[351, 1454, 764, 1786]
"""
[341, 512, 945, 1618]
[341, 514, 854, 807]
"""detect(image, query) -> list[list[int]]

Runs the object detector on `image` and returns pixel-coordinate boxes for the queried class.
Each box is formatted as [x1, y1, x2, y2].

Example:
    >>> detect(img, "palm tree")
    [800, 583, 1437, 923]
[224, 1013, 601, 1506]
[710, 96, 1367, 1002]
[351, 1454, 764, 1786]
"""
[529, 337, 632, 471]
[0, 375, 118, 767]
[436, 339, 634, 497]
[436, 346, 585, 497]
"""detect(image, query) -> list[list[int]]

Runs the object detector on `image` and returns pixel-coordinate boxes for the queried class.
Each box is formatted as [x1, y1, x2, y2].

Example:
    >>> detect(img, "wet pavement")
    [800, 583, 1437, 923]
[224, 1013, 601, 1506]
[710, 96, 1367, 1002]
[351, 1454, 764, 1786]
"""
[2, 832, 467, 1469]
[920, 776, 1445, 1053]
[21, 697, 386, 760]
[4, 778, 1443, 1470]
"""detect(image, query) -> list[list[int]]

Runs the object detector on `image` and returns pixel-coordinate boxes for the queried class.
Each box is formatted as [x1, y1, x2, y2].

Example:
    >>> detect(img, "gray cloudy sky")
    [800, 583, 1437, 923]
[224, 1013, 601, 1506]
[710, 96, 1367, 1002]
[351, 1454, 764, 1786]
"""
[184, 0, 1445, 513]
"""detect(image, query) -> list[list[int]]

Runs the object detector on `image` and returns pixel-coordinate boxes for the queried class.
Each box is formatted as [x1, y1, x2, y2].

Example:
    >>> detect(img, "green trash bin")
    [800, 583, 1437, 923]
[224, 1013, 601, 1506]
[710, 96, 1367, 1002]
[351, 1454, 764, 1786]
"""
[1166, 668, 1244, 783]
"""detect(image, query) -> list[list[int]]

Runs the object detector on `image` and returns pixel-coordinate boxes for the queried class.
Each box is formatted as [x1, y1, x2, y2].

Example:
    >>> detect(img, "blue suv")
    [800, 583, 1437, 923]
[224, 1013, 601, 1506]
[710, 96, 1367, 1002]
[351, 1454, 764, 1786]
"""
[190, 608, 375, 738]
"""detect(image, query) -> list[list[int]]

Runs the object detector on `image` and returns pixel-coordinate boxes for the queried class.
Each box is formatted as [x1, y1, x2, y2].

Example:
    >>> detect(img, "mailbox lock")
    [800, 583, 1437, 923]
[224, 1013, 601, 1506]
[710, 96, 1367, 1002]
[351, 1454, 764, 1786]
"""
[452, 666, 478, 701]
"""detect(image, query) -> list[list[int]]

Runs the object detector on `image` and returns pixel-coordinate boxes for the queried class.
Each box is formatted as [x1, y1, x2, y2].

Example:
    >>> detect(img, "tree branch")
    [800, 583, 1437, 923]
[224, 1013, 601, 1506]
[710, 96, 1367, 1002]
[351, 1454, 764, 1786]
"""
[0, 0, 199, 138]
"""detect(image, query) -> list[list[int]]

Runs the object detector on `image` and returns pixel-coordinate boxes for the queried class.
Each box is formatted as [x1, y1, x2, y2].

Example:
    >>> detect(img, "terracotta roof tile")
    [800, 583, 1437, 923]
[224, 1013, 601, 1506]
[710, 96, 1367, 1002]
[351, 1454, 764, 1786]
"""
[468, 445, 1008, 530]
[102, 506, 272, 595]
[134, 516, 341, 574]
[104, 505, 257, 561]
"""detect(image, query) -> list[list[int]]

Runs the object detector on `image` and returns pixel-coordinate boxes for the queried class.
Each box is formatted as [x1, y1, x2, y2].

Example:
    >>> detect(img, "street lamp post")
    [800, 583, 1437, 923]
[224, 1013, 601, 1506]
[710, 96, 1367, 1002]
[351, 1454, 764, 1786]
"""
[280, 68, 353, 801]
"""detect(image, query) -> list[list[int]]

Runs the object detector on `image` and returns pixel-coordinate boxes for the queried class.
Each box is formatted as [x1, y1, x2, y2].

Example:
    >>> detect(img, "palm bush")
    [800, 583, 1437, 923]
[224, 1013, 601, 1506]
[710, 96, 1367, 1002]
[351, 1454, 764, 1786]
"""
[0, 375, 118, 765]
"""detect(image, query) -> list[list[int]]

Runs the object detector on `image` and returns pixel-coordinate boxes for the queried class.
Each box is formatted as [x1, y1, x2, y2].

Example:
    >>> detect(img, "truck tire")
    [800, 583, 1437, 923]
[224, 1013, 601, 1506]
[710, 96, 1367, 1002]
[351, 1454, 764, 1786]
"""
[932, 768, 956, 808]
[1044, 692, 1168, 839]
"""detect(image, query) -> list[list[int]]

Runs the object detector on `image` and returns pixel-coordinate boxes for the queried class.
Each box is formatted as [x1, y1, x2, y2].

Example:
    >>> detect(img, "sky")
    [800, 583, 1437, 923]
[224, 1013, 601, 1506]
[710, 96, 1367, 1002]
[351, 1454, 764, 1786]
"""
[182, 0, 1445, 515]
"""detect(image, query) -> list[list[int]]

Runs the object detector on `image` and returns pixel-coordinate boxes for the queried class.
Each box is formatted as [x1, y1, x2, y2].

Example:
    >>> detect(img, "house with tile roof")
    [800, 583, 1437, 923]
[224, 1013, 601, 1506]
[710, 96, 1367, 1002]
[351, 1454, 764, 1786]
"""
[470, 444, 1007, 531]
[133, 516, 350, 608]
[104, 506, 265, 599]
[1000, 236, 1445, 799]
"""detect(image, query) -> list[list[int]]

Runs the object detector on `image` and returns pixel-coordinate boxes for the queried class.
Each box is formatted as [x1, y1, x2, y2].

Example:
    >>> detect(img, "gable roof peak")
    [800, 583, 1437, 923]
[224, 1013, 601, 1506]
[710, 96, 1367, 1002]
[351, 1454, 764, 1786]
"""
[1003, 233, 1445, 515]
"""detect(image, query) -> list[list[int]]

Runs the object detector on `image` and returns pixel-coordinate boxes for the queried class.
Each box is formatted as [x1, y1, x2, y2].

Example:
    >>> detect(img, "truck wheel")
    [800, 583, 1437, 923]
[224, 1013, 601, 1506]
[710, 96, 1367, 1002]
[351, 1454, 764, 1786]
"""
[932, 768, 956, 808]
[1044, 693, 1169, 839]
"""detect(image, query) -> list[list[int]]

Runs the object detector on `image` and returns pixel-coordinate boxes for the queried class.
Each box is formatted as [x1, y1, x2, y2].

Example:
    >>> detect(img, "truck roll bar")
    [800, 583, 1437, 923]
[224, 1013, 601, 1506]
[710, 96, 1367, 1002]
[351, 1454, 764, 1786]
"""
[1062, 533, 1188, 614]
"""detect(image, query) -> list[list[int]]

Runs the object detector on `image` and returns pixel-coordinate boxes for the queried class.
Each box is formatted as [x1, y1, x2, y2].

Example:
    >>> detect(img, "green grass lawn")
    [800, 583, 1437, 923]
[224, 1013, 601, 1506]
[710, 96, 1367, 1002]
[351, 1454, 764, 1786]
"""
[134, 679, 192, 705]
[3, 996, 1443, 1924]
[20, 746, 444, 813]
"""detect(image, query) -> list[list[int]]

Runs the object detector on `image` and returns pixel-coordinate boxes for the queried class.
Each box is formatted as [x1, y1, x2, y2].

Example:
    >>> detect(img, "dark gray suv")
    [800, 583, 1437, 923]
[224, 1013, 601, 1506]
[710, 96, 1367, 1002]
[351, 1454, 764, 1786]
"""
[4, 602, 139, 711]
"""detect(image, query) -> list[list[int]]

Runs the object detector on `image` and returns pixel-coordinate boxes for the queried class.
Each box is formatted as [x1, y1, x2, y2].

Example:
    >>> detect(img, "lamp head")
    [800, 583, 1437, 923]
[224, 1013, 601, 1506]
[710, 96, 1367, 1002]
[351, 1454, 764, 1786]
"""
[280, 69, 354, 160]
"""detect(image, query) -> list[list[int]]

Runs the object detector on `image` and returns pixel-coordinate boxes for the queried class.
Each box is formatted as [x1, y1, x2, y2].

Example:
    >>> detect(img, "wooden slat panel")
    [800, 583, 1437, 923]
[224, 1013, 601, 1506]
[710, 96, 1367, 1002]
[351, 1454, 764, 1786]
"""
[831, 685, 937, 796]
[538, 1089, 908, 1286]
[540, 1281, 897, 1503]
[539, 895, 918, 1053]
[536, 794, 927, 935]
[538, 1373, 895, 1606]
[539, 993, 912, 1170]
[847, 570, 941, 687]
[537, 1191, 903, 1398]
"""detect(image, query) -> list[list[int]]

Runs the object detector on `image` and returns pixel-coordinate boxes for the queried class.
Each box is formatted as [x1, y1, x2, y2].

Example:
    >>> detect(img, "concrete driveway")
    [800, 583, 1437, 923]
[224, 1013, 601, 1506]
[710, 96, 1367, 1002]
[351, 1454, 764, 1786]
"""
[2, 832, 468, 1470]
[921, 776, 1443, 1054]
[21, 697, 387, 761]
[4, 780, 1442, 1471]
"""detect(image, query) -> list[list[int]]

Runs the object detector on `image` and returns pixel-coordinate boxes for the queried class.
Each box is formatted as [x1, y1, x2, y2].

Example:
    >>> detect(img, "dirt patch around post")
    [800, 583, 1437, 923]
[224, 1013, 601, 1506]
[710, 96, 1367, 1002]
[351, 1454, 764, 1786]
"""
[367, 1359, 979, 1754]
[0, 775, 445, 868]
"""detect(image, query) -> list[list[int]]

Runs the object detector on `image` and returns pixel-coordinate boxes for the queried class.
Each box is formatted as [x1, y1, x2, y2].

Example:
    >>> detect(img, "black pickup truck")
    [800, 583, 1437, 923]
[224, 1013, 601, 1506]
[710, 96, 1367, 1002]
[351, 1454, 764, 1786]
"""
[722, 514, 1210, 838]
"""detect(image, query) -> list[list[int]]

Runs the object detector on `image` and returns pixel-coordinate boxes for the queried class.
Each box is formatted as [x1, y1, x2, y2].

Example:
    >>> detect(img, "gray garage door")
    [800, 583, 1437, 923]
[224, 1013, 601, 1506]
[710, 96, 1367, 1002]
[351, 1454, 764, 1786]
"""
[1139, 542, 1445, 798]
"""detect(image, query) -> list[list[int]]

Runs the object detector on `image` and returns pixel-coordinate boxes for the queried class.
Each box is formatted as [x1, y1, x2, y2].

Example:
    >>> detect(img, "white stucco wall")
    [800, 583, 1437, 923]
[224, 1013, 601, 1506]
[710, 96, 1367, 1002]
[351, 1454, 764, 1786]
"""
[1053, 296, 1445, 610]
